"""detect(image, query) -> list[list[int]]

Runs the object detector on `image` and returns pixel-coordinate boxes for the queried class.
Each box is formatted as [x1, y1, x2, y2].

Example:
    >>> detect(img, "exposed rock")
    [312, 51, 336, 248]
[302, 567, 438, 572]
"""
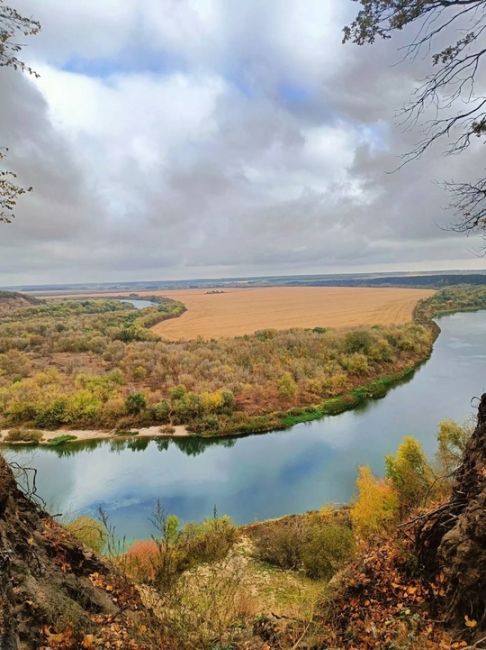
[417, 393, 486, 634]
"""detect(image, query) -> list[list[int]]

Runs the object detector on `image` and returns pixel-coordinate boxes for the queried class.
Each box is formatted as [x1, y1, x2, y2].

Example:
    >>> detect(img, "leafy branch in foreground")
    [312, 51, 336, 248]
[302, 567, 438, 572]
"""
[0, 0, 40, 74]
[0, 148, 32, 223]
[0, 1, 40, 222]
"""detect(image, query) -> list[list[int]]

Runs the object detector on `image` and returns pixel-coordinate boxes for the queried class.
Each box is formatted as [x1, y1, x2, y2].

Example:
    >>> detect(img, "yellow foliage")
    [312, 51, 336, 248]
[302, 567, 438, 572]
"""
[350, 466, 399, 540]
[65, 516, 106, 553]
[200, 390, 225, 412]
[385, 436, 434, 515]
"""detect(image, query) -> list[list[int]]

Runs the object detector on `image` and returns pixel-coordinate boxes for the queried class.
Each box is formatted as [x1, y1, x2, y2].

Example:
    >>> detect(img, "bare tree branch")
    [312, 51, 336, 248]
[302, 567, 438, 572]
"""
[0, 1, 40, 222]
[344, 0, 486, 239]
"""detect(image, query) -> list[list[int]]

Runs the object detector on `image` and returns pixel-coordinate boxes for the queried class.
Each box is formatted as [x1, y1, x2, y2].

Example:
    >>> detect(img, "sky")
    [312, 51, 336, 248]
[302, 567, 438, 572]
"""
[1, 0, 485, 286]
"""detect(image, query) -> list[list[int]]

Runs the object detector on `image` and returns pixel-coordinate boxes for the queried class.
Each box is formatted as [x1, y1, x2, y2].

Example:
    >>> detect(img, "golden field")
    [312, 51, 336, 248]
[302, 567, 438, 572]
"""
[149, 287, 435, 340]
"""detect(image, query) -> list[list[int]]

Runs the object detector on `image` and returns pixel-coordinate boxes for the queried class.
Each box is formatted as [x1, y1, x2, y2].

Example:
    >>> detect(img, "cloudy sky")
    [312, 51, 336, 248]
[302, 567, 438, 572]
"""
[1, 0, 484, 286]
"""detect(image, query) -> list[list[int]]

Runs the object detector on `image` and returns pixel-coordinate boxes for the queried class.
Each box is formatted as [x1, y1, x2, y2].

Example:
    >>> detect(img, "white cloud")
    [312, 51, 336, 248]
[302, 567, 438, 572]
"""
[0, 0, 484, 285]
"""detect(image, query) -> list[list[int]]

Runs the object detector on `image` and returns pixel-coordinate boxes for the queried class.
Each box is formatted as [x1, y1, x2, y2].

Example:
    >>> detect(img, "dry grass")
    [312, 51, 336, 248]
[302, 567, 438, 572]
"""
[149, 287, 434, 340]
[43, 286, 434, 341]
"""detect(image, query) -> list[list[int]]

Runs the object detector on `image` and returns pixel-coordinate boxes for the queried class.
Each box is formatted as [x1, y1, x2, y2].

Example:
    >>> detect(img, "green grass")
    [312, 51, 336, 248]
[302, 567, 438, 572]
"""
[46, 434, 78, 446]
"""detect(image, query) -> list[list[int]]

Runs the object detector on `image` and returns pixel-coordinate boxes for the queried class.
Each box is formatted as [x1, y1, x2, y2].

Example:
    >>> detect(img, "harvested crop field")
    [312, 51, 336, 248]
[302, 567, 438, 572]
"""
[149, 287, 434, 340]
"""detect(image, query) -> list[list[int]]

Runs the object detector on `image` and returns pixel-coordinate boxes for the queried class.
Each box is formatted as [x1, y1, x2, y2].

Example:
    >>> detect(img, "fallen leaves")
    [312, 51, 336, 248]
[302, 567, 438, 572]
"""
[317, 540, 466, 649]
[465, 615, 478, 628]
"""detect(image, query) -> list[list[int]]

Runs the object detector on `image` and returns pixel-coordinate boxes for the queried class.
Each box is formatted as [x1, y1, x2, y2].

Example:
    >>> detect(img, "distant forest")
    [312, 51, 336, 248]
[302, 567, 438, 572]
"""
[4, 272, 486, 295]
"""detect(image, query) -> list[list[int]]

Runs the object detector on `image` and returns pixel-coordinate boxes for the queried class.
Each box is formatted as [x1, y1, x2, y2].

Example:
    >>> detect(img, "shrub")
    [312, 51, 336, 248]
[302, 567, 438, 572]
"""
[436, 419, 471, 475]
[5, 428, 43, 443]
[188, 414, 220, 434]
[126, 539, 159, 582]
[65, 515, 106, 553]
[301, 524, 355, 580]
[127, 510, 238, 588]
[350, 466, 399, 539]
[344, 329, 374, 354]
[46, 434, 77, 446]
[385, 437, 434, 516]
[252, 518, 307, 570]
[160, 424, 175, 434]
[152, 400, 170, 422]
[125, 392, 146, 415]
[277, 372, 297, 400]
[34, 399, 67, 428]
[341, 353, 369, 375]
[180, 516, 237, 568]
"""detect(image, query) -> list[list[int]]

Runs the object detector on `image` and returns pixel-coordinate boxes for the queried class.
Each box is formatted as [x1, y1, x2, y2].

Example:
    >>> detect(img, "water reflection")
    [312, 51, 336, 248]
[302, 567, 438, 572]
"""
[5, 311, 486, 541]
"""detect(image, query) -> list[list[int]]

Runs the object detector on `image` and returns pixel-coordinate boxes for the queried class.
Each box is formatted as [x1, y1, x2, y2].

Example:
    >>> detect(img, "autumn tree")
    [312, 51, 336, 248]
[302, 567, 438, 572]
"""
[385, 436, 434, 516]
[436, 418, 472, 475]
[65, 515, 106, 553]
[344, 0, 486, 239]
[0, 1, 40, 222]
[350, 465, 399, 539]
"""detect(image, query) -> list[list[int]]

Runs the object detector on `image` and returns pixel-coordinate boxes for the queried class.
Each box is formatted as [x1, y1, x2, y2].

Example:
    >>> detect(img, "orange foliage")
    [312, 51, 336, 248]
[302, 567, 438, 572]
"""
[125, 539, 158, 582]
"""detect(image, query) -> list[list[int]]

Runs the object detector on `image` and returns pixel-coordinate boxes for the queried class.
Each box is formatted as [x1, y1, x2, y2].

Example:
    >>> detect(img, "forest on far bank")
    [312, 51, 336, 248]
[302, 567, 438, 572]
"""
[0, 285, 485, 437]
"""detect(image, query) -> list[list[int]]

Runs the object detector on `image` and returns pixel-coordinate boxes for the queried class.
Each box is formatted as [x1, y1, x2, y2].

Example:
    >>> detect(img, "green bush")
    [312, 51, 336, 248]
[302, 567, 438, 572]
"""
[344, 329, 374, 354]
[125, 392, 146, 415]
[5, 428, 43, 443]
[385, 436, 434, 516]
[301, 524, 355, 580]
[188, 414, 220, 434]
[66, 515, 106, 553]
[46, 434, 77, 446]
[129, 506, 238, 588]
[252, 515, 354, 581]
[252, 518, 308, 570]
[180, 516, 238, 569]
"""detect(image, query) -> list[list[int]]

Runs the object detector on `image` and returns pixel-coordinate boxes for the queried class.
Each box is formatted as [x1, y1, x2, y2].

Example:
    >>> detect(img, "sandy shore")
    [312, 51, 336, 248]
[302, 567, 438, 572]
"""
[0, 424, 190, 445]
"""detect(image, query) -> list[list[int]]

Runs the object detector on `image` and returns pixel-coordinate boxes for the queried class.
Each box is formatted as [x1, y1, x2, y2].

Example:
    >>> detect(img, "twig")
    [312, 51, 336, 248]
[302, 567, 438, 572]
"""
[463, 635, 486, 650]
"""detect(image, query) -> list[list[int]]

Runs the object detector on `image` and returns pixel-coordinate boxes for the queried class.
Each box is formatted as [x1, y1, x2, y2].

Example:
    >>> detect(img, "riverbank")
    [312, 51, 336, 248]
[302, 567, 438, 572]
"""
[0, 424, 190, 446]
[3, 286, 486, 447]
[0, 338, 437, 447]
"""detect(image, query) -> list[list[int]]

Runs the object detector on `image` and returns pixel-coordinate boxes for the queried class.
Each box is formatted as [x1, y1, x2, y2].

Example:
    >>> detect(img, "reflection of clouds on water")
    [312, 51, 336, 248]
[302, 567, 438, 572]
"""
[6, 310, 486, 539]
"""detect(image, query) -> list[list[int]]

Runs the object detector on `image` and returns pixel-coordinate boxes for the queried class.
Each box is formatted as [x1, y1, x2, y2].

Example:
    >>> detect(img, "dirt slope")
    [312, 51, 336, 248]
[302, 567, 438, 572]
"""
[0, 292, 41, 317]
[418, 392, 486, 634]
[0, 456, 160, 650]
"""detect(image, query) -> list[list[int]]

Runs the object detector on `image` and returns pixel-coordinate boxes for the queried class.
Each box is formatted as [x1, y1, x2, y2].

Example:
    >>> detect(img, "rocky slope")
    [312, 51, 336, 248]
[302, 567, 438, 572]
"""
[0, 456, 160, 649]
[418, 392, 486, 634]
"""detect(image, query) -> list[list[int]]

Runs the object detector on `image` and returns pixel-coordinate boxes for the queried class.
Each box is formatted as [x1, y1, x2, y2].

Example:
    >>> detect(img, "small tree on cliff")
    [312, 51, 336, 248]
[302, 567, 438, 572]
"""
[344, 0, 486, 240]
[0, 1, 40, 222]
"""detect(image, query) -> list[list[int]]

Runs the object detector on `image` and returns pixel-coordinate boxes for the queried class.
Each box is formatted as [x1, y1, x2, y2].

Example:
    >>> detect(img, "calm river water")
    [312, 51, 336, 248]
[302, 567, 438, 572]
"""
[5, 311, 486, 541]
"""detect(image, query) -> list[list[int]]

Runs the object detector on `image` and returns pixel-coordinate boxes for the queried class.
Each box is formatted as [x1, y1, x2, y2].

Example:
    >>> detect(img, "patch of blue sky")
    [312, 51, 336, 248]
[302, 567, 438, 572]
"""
[359, 120, 390, 152]
[278, 81, 311, 104]
[61, 51, 188, 79]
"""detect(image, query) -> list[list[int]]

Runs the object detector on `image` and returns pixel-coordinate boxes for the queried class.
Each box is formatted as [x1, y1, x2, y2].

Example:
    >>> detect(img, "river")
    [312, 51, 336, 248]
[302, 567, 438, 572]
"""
[5, 311, 486, 542]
